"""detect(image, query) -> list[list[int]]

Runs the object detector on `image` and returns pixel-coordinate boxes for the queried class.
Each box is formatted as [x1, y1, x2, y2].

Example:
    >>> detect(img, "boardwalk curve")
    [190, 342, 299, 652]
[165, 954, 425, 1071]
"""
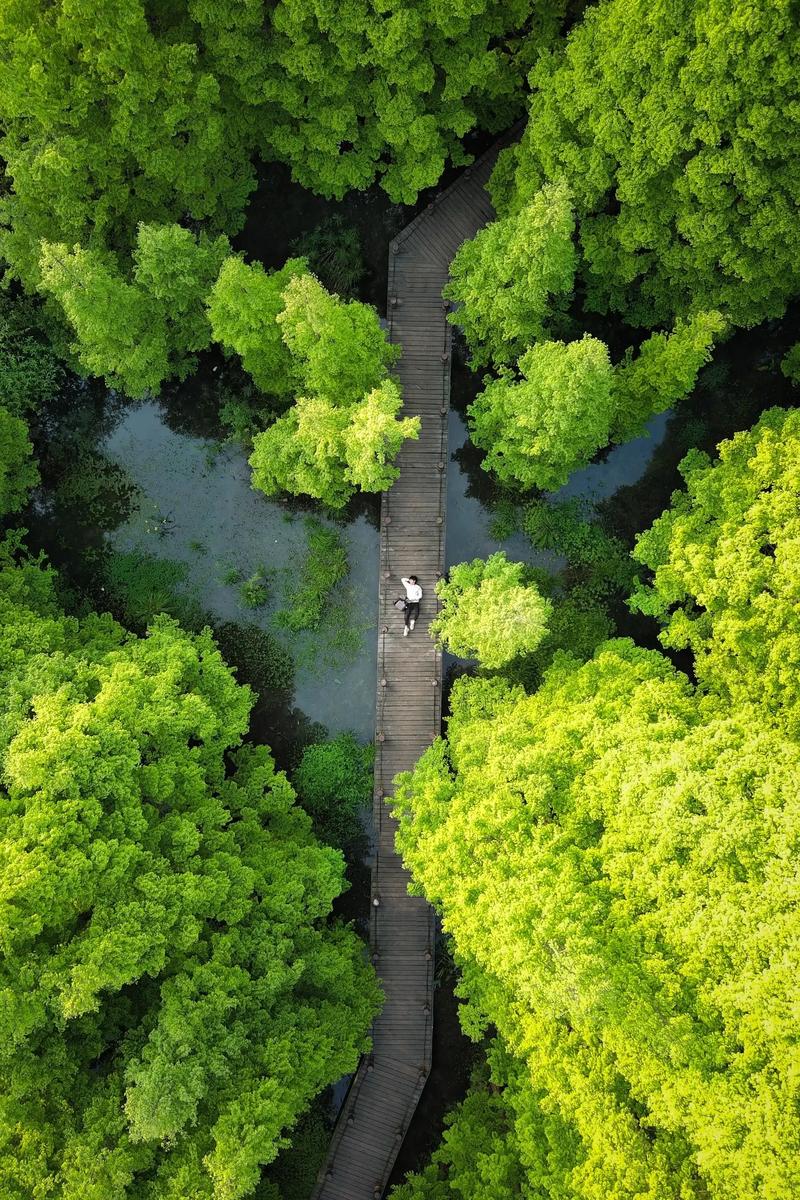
[311, 132, 515, 1200]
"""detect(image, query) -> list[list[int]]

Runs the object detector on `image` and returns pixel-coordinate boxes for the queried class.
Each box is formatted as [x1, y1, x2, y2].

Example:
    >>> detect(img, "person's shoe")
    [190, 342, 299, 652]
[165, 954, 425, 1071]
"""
[409, 619, 416, 630]
[403, 625, 409, 636]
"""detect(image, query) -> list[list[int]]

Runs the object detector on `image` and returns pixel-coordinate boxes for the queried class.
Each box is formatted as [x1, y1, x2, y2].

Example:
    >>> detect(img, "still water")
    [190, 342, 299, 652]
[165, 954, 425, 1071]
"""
[104, 401, 379, 741]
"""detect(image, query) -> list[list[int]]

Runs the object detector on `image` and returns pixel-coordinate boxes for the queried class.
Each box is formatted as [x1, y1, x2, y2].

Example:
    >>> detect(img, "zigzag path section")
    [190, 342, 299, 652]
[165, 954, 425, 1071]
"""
[310, 130, 516, 1200]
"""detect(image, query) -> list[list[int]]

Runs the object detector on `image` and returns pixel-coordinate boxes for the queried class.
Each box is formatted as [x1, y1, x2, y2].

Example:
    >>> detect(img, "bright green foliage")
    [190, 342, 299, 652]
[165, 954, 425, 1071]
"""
[253, 0, 566, 203]
[612, 311, 726, 440]
[277, 273, 400, 405]
[780, 343, 800, 385]
[431, 552, 551, 668]
[207, 258, 307, 396]
[631, 406, 800, 739]
[0, 295, 63, 416]
[343, 381, 418, 493]
[132, 224, 231, 359]
[292, 733, 373, 850]
[0, 544, 380, 1198]
[469, 337, 613, 490]
[276, 519, 348, 632]
[249, 282, 418, 507]
[391, 1078, 525, 1200]
[393, 640, 800, 1200]
[0, 2, 258, 290]
[444, 180, 577, 366]
[39, 226, 230, 397]
[470, 314, 723, 492]
[0, 406, 39, 515]
[250, 396, 351, 507]
[491, 0, 800, 328]
[39, 242, 164, 397]
[0, 1, 563, 288]
[393, 408, 800, 1199]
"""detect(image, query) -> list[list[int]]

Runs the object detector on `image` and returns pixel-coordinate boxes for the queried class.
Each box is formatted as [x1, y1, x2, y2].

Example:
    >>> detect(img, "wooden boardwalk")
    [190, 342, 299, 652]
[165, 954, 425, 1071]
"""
[310, 133, 514, 1200]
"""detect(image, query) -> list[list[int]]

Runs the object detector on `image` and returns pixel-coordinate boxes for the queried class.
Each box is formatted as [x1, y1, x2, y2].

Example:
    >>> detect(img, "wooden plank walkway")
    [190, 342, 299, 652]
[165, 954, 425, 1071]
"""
[310, 130, 517, 1200]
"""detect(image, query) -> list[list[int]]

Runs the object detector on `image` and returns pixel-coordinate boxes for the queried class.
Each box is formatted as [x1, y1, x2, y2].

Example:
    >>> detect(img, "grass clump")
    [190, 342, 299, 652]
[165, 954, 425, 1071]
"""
[289, 216, 365, 297]
[239, 568, 269, 609]
[102, 551, 203, 630]
[276, 518, 348, 632]
[212, 621, 294, 696]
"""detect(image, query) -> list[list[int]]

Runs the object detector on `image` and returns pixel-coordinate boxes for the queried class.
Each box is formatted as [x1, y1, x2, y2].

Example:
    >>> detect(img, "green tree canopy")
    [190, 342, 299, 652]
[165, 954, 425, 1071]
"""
[394, 641, 800, 1200]
[207, 257, 308, 397]
[0, 2, 257, 290]
[392, 408, 800, 1200]
[489, 0, 800, 328]
[249, 381, 418, 508]
[444, 180, 577, 366]
[611, 311, 725, 440]
[39, 226, 230, 397]
[431, 552, 552, 668]
[0, 0, 565, 288]
[0, 294, 64, 416]
[630, 406, 800, 739]
[277, 273, 400, 405]
[469, 336, 613, 491]
[0, 406, 39, 516]
[246, 275, 416, 506]
[241, 0, 567, 203]
[469, 315, 725, 492]
[0, 542, 380, 1199]
[292, 732, 373, 851]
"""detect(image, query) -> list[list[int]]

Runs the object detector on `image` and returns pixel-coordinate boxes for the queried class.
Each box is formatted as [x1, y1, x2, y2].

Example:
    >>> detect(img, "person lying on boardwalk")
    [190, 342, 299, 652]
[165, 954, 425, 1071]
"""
[401, 575, 422, 636]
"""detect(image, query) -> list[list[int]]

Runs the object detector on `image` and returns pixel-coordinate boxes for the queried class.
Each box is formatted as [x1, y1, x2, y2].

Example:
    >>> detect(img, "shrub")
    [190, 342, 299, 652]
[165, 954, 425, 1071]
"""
[292, 733, 373, 850]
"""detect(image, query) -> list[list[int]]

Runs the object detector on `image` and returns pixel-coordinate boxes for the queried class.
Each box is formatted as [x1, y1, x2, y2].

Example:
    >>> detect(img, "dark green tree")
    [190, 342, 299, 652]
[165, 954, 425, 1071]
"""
[0, 407, 39, 516]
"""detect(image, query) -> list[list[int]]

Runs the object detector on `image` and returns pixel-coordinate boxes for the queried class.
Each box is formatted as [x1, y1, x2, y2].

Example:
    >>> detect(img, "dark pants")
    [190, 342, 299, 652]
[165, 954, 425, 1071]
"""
[404, 601, 420, 628]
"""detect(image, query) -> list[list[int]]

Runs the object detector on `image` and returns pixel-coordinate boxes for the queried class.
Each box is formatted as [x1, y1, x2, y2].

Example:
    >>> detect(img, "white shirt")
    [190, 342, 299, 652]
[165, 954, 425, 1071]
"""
[401, 577, 423, 602]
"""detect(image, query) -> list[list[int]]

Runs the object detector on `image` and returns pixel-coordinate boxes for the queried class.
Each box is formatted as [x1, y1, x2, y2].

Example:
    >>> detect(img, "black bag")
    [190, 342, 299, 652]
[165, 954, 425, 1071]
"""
[393, 598, 408, 611]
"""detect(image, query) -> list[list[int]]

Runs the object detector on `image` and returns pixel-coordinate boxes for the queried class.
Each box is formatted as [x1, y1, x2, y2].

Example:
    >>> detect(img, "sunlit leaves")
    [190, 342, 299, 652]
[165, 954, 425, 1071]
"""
[469, 336, 613, 490]
[444, 180, 577, 367]
[207, 257, 307, 396]
[431, 552, 552, 667]
[494, 0, 800, 328]
[39, 225, 230, 397]
[631, 406, 800, 738]
[249, 277, 416, 506]
[0, 547, 380, 1197]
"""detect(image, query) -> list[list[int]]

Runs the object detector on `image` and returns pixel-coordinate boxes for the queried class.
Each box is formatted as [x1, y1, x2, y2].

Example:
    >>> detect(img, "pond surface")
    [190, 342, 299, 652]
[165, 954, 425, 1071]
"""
[103, 401, 379, 743]
[445, 407, 670, 567]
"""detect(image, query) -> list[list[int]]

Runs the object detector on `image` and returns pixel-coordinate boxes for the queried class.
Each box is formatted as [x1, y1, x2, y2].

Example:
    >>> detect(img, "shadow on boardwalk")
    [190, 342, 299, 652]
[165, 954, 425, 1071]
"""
[310, 129, 517, 1200]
